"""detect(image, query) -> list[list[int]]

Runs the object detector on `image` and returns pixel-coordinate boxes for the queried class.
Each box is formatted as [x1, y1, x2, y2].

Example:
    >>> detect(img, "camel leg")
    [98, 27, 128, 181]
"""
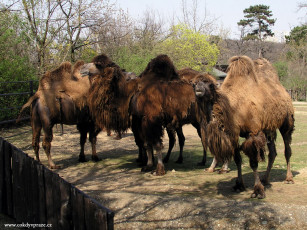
[42, 125, 58, 169]
[262, 132, 277, 185]
[250, 158, 265, 199]
[280, 126, 294, 184]
[78, 128, 88, 162]
[175, 126, 185, 164]
[155, 142, 165, 176]
[89, 127, 100, 162]
[89, 125, 101, 162]
[233, 148, 245, 192]
[219, 161, 229, 174]
[31, 112, 42, 162]
[205, 158, 229, 173]
[163, 128, 175, 163]
[196, 123, 207, 166]
[205, 157, 217, 173]
[141, 144, 154, 172]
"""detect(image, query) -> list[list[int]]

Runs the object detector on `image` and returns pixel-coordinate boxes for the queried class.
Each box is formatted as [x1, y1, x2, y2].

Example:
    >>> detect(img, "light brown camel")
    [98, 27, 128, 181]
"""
[193, 56, 295, 198]
[18, 61, 101, 168]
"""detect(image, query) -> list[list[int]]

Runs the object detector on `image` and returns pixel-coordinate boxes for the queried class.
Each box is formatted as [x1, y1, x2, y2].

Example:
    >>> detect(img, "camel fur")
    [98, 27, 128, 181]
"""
[196, 55, 294, 198]
[19, 61, 100, 168]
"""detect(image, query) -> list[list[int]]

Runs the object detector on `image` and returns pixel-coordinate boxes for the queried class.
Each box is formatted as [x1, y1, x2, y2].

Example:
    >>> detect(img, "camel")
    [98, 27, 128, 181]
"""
[162, 67, 229, 173]
[84, 54, 222, 175]
[193, 56, 295, 198]
[129, 55, 220, 175]
[18, 61, 101, 169]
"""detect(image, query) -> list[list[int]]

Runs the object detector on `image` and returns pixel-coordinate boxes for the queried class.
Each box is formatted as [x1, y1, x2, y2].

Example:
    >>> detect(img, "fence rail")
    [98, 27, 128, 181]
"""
[0, 80, 38, 125]
[0, 138, 114, 229]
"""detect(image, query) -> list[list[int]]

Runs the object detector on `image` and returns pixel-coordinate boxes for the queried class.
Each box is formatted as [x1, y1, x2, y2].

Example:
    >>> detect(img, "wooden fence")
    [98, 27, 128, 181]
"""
[0, 137, 114, 229]
[0, 80, 38, 125]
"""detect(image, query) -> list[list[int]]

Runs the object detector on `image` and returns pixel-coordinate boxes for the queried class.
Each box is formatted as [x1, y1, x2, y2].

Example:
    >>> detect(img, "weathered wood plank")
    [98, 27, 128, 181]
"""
[36, 162, 47, 225]
[0, 138, 5, 214]
[4, 140, 13, 217]
[44, 167, 58, 229]
[59, 178, 72, 229]
[71, 186, 85, 230]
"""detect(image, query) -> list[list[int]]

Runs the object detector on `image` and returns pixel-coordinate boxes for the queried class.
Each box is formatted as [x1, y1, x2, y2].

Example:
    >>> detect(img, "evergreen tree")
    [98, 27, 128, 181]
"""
[237, 4, 276, 57]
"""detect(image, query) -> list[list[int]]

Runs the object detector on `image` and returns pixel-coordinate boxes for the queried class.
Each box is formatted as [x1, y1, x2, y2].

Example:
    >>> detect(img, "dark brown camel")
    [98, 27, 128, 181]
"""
[129, 55, 217, 175]
[19, 61, 101, 168]
[193, 56, 295, 198]
[84, 54, 219, 175]
[162, 67, 229, 173]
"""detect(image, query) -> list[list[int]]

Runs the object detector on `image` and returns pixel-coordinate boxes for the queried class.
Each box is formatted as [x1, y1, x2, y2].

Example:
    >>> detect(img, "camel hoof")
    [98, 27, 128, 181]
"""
[218, 169, 230, 174]
[251, 192, 266, 199]
[233, 181, 246, 193]
[175, 158, 183, 164]
[154, 164, 166, 176]
[92, 155, 101, 162]
[163, 157, 169, 163]
[79, 155, 88, 162]
[205, 168, 215, 173]
[50, 165, 61, 169]
[284, 179, 294, 184]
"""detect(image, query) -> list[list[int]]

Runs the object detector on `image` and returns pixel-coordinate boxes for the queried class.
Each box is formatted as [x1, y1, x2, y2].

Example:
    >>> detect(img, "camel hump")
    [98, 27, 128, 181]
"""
[227, 56, 257, 82]
[39, 61, 73, 90]
[141, 54, 179, 81]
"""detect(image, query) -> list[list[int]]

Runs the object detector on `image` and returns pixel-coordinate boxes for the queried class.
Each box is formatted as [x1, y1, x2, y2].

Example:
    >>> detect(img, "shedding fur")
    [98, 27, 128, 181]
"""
[87, 66, 138, 134]
[200, 55, 295, 198]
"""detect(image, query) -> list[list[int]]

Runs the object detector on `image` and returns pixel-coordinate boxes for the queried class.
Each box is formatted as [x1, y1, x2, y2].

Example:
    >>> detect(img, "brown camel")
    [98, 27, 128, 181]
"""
[193, 56, 295, 198]
[162, 67, 229, 173]
[18, 61, 101, 168]
[129, 55, 219, 175]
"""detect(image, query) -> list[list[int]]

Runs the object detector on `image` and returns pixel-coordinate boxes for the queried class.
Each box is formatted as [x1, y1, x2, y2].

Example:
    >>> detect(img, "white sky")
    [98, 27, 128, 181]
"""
[116, 0, 307, 40]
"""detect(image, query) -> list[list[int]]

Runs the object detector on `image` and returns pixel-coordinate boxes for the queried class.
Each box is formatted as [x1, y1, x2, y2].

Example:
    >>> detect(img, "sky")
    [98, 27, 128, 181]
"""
[116, 0, 307, 40]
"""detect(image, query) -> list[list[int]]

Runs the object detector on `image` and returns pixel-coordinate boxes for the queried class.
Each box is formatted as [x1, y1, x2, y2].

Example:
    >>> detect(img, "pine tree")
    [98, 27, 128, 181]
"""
[237, 4, 276, 57]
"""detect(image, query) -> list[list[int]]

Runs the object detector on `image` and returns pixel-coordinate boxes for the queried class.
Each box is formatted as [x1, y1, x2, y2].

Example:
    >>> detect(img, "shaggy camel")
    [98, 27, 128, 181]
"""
[194, 56, 294, 198]
[130, 55, 219, 175]
[81, 54, 187, 168]
[84, 54, 219, 175]
[19, 61, 100, 168]
[162, 67, 229, 173]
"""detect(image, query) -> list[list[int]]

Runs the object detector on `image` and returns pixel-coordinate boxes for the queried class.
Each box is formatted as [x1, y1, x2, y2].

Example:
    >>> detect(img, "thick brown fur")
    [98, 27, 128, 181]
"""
[203, 55, 295, 198]
[138, 55, 179, 81]
[177, 67, 201, 82]
[131, 61, 218, 173]
[87, 66, 138, 135]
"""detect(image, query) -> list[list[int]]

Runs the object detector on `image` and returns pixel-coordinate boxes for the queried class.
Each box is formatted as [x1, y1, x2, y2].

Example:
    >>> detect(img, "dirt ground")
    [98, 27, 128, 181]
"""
[1, 103, 307, 229]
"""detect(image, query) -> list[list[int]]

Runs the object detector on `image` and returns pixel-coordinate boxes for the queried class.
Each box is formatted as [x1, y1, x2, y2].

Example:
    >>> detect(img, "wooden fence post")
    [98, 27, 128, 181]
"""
[0, 138, 5, 213]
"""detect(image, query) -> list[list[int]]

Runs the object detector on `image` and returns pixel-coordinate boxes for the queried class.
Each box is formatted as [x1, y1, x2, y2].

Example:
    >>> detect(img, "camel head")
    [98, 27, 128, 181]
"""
[191, 73, 218, 103]
[80, 54, 119, 77]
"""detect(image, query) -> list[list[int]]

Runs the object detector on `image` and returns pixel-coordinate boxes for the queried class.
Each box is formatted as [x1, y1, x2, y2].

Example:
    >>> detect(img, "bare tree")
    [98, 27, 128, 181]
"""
[57, 0, 115, 62]
[21, 0, 64, 74]
[179, 0, 217, 34]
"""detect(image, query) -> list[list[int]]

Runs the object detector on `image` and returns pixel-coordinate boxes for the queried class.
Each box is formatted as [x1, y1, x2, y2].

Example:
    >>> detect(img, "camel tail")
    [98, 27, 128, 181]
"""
[227, 56, 257, 82]
[16, 93, 39, 123]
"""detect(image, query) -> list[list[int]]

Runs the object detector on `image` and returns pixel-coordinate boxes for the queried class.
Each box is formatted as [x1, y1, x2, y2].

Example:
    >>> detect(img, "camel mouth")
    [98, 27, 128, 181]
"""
[195, 91, 204, 97]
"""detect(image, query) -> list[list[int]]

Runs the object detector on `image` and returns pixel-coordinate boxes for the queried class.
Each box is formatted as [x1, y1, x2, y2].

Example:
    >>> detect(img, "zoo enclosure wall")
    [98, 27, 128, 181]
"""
[0, 137, 114, 230]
